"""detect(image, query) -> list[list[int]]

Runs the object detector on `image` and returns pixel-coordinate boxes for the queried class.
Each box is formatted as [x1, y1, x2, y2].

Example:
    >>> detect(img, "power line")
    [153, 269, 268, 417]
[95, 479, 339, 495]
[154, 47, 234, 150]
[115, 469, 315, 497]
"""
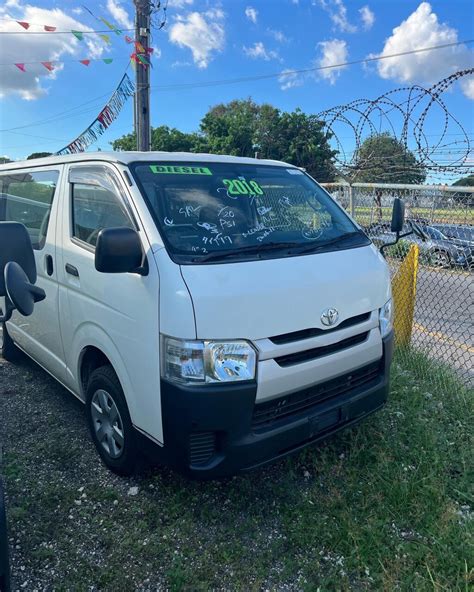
[150, 40, 474, 91]
[0, 57, 129, 66]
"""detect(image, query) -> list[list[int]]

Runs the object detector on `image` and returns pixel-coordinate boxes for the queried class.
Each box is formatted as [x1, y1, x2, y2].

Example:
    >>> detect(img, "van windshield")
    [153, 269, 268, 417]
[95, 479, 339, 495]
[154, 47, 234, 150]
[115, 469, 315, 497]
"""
[131, 161, 369, 264]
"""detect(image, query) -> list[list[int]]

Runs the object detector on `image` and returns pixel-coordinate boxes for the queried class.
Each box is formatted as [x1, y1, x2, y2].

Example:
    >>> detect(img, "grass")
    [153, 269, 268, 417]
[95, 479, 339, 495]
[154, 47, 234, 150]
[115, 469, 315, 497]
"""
[2, 351, 473, 590]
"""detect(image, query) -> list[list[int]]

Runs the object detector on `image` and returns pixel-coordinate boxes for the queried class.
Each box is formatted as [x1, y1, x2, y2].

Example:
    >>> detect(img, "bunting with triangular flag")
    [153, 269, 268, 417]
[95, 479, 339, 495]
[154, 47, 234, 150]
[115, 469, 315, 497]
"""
[55, 73, 135, 156]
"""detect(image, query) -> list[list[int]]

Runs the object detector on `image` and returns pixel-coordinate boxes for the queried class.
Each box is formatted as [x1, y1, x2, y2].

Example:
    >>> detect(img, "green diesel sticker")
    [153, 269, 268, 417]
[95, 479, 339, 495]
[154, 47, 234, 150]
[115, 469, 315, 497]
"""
[150, 165, 212, 175]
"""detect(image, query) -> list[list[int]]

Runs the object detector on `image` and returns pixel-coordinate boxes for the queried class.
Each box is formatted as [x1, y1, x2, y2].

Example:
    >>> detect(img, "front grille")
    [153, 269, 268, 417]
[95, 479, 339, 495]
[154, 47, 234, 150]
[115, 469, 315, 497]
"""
[269, 312, 371, 345]
[252, 361, 381, 429]
[189, 432, 216, 466]
[274, 332, 369, 367]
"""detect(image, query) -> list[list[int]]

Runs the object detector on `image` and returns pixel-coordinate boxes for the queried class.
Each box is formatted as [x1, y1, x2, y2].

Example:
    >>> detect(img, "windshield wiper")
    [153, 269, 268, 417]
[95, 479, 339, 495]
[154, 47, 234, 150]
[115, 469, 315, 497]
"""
[292, 231, 364, 255]
[193, 241, 302, 262]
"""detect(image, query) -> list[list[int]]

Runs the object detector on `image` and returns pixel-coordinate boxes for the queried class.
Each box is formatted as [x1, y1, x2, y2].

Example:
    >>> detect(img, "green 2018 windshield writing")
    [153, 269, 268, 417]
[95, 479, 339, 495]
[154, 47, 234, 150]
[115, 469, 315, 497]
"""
[150, 165, 212, 175]
[223, 179, 264, 196]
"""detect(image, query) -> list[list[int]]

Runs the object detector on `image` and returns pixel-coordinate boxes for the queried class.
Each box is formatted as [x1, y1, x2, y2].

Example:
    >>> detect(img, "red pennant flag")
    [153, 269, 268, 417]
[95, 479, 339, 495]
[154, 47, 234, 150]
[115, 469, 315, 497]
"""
[41, 62, 54, 72]
[15, 63, 26, 72]
[125, 35, 134, 44]
[44, 25, 56, 32]
[17, 21, 30, 29]
[79, 59, 90, 66]
[134, 41, 145, 53]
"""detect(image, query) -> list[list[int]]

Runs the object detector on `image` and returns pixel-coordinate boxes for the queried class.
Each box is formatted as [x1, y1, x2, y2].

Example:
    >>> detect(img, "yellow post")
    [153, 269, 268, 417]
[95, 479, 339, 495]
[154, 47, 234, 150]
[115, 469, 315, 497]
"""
[391, 244, 419, 347]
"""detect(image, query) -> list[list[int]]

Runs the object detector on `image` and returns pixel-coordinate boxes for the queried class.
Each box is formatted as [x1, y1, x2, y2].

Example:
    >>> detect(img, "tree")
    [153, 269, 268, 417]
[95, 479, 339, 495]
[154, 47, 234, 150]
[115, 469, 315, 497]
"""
[452, 174, 474, 187]
[200, 99, 336, 181]
[353, 133, 426, 184]
[27, 152, 52, 159]
[111, 126, 205, 152]
[112, 99, 337, 181]
[0, 156, 11, 164]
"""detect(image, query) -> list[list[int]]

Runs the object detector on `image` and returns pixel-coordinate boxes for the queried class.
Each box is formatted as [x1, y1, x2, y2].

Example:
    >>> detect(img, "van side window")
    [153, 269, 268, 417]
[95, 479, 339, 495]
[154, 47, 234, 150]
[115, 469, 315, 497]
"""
[0, 169, 59, 250]
[71, 175, 134, 248]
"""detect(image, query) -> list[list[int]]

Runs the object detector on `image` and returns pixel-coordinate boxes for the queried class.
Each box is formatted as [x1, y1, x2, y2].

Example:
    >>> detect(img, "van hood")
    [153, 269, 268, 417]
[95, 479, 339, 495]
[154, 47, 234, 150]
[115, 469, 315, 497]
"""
[180, 244, 391, 340]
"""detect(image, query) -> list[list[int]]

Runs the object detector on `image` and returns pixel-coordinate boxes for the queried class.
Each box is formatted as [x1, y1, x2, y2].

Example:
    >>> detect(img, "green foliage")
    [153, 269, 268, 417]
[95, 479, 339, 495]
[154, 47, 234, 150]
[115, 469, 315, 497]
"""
[112, 125, 206, 153]
[0, 156, 11, 164]
[353, 132, 426, 184]
[27, 152, 53, 160]
[112, 99, 337, 181]
[452, 174, 474, 187]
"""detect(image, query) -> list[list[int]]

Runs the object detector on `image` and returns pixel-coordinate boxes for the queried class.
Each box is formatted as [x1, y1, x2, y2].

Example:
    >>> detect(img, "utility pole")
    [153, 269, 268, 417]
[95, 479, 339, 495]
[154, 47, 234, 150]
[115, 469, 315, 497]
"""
[134, 0, 151, 151]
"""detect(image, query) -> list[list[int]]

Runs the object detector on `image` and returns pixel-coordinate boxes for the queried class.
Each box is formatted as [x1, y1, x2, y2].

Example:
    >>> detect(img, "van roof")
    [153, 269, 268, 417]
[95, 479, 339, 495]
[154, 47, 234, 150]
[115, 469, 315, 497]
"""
[0, 151, 295, 171]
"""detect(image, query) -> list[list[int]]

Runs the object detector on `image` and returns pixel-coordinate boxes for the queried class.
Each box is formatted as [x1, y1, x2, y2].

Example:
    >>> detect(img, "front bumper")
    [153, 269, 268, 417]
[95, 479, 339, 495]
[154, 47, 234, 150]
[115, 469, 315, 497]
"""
[154, 332, 394, 479]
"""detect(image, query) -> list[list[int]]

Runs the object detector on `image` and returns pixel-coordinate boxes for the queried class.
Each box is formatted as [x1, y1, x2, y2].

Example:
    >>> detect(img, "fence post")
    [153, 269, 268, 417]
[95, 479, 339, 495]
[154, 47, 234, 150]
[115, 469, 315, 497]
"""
[348, 184, 354, 218]
[392, 244, 419, 347]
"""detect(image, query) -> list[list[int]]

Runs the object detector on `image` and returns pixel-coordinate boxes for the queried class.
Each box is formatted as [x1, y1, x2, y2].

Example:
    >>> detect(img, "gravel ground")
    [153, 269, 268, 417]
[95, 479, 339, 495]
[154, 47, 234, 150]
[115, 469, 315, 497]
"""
[0, 350, 472, 591]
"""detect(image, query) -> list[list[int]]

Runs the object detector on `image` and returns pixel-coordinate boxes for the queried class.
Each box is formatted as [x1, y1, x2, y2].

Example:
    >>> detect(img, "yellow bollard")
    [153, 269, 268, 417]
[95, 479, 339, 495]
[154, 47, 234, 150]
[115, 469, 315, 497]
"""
[391, 244, 419, 347]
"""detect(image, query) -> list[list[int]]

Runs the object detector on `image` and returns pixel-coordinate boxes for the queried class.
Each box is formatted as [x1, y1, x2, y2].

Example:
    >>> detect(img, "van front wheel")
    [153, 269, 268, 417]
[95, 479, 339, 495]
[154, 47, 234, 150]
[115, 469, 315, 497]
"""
[86, 366, 137, 475]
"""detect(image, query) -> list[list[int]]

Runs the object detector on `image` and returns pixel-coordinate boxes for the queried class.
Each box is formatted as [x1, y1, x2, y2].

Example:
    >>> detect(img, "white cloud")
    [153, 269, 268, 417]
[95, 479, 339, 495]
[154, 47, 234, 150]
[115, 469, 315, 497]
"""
[359, 5, 374, 30]
[169, 10, 225, 68]
[245, 6, 258, 24]
[106, 0, 133, 30]
[243, 42, 278, 61]
[167, 0, 194, 7]
[267, 28, 288, 43]
[373, 2, 474, 99]
[71, 7, 83, 15]
[461, 78, 474, 100]
[0, 3, 109, 100]
[278, 69, 303, 90]
[315, 0, 356, 33]
[316, 39, 348, 84]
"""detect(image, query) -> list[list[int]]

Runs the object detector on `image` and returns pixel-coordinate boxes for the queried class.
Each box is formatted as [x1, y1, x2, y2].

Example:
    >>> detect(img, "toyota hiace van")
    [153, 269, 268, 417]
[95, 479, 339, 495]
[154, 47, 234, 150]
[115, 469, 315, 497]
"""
[0, 153, 394, 477]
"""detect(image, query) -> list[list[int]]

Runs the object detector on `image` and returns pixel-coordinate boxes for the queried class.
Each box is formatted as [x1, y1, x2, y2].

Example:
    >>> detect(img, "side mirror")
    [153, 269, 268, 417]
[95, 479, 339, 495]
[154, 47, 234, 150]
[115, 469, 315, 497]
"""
[0, 222, 37, 298]
[95, 227, 147, 275]
[0, 222, 45, 322]
[4, 262, 45, 316]
[391, 198, 405, 233]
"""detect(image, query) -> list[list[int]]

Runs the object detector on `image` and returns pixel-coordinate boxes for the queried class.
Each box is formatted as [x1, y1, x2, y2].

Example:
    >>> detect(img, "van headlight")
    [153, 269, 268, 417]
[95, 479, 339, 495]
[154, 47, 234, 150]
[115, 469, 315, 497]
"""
[162, 336, 257, 384]
[379, 298, 393, 338]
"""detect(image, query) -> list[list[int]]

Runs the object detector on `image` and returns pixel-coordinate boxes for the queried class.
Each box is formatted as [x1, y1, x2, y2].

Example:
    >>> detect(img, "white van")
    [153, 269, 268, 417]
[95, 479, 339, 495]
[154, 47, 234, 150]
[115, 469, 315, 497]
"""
[0, 152, 394, 478]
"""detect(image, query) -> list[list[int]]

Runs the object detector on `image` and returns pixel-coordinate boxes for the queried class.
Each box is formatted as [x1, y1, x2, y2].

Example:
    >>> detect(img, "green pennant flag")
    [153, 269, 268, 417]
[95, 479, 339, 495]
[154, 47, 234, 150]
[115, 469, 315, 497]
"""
[71, 30, 84, 41]
[136, 54, 150, 66]
[103, 58, 113, 64]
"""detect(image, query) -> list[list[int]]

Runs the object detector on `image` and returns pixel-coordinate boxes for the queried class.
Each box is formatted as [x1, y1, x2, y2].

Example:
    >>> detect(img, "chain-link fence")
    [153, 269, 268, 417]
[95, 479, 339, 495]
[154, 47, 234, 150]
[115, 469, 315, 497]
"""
[322, 182, 474, 388]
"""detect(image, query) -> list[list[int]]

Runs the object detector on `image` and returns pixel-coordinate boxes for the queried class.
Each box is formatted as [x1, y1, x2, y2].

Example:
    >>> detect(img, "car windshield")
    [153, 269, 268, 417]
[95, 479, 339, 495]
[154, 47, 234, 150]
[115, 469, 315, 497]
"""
[131, 161, 368, 263]
[425, 226, 447, 240]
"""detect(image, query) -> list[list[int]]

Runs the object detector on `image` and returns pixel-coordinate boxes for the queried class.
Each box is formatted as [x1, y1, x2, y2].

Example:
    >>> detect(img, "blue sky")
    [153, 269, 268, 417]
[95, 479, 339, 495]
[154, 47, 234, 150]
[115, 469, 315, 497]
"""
[0, 0, 472, 181]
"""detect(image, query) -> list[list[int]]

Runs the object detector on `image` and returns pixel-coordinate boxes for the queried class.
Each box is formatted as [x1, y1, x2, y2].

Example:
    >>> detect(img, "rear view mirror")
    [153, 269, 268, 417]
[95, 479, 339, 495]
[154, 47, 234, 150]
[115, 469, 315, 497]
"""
[0, 222, 45, 322]
[391, 198, 405, 233]
[95, 227, 147, 275]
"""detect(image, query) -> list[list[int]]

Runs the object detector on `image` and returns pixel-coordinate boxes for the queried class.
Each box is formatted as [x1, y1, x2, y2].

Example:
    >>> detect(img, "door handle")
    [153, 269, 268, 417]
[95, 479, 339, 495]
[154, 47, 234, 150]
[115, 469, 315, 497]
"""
[65, 263, 79, 277]
[45, 254, 54, 276]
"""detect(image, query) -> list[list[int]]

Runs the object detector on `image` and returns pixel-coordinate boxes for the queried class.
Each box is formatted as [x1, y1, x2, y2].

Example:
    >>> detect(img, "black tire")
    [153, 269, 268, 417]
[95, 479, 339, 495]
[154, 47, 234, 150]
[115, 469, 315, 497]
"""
[0, 323, 21, 363]
[85, 365, 137, 476]
[0, 478, 11, 592]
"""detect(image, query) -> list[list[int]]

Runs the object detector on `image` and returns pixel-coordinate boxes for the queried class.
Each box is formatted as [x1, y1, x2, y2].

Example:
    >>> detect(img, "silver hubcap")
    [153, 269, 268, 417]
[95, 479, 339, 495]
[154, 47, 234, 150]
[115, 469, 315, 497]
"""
[433, 252, 448, 267]
[91, 389, 124, 459]
[0, 323, 4, 351]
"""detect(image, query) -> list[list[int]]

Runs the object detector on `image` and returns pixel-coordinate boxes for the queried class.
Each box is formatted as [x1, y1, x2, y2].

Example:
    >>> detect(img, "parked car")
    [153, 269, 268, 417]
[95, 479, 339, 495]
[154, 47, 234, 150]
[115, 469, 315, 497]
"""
[431, 223, 474, 243]
[367, 223, 474, 269]
[1, 152, 397, 479]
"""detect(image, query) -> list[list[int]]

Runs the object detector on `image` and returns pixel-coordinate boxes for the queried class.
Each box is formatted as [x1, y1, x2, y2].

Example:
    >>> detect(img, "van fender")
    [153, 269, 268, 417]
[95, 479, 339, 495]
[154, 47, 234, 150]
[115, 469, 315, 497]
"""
[69, 322, 138, 423]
